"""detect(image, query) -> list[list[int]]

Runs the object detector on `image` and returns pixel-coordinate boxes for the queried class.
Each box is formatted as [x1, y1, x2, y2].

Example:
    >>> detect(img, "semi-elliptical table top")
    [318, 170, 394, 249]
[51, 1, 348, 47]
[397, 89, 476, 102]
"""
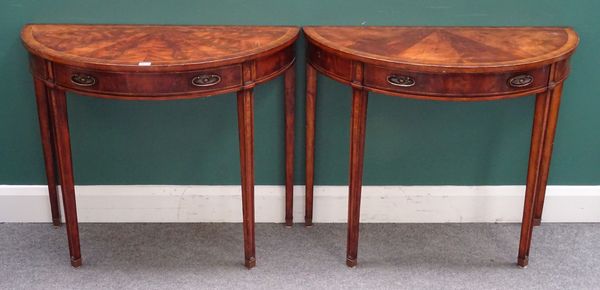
[22, 24, 300, 71]
[303, 26, 578, 72]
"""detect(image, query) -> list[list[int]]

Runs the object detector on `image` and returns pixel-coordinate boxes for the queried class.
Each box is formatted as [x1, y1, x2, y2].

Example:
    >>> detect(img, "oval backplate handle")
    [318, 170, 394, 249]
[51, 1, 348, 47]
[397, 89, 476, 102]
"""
[192, 74, 221, 87]
[387, 74, 415, 87]
[508, 74, 534, 88]
[71, 73, 96, 87]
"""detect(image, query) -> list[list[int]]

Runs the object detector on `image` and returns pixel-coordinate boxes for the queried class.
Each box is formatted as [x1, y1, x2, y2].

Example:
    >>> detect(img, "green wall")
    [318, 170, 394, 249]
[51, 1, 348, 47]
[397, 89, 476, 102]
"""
[0, 0, 599, 186]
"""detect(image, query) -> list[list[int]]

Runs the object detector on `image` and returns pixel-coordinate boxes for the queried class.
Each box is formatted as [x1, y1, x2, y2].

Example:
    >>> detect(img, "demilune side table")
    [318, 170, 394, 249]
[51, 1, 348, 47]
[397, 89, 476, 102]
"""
[303, 26, 578, 267]
[22, 24, 300, 268]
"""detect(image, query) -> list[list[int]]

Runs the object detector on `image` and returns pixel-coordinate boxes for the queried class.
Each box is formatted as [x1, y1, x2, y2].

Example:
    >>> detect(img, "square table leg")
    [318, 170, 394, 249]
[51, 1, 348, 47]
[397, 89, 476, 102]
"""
[48, 88, 82, 267]
[518, 82, 565, 267]
[237, 88, 256, 269]
[284, 63, 296, 227]
[346, 87, 368, 267]
[33, 78, 61, 227]
[304, 63, 317, 227]
[532, 83, 564, 226]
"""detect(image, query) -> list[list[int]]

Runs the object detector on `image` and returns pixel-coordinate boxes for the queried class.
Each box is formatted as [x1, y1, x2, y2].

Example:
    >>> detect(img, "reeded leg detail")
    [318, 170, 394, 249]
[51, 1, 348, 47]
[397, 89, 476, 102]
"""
[237, 88, 256, 269]
[346, 88, 368, 267]
[33, 79, 61, 227]
[48, 88, 82, 267]
[284, 64, 296, 227]
[305, 64, 317, 227]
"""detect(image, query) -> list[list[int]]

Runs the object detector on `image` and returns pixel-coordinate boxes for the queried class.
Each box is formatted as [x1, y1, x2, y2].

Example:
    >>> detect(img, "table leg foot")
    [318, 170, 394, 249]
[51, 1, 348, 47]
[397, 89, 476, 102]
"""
[305, 218, 313, 227]
[532, 218, 541, 226]
[70, 257, 82, 267]
[52, 218, 61, 227]
[285, 219, 293, 228]
[245, 257, 256, 269]
[346, 258, 357, 268]
[517, 256, 528, 268]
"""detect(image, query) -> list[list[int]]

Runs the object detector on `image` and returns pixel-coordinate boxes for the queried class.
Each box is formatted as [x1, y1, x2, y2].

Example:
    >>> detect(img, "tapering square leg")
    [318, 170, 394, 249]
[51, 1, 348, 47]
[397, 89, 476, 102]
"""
[532, 83, 564, 226]
[346, 88, 368, 267]
[304, 63, 317, 227]
[518, 90, 551, 267]
[284, 63, 296, 227]
[237, 88, 256, 269]
[48, 88, 81, 267]
[33, 79, 61, 227]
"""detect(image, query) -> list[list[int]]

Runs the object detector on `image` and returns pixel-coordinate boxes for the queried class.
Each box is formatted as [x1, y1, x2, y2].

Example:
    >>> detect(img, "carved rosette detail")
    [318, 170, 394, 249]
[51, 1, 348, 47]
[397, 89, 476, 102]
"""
[70, 73, 96, 87]
[508, 74, 534, 88]
[387, 74, 416, 87]
[191, 74, 221, 87]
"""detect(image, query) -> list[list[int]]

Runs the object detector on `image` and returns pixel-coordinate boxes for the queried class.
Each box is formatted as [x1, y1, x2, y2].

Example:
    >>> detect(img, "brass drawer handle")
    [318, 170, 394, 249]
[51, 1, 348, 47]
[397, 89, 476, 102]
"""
[71, 73, 96, 87]
[508, 74, 534, 88]
[192, 74, 221, 87]
[387, 74, 415, 87]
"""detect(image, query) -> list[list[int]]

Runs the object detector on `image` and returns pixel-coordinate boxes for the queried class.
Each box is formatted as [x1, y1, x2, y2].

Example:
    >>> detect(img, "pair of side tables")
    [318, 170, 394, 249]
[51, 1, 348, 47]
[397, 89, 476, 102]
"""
[21, 24, 579, 269]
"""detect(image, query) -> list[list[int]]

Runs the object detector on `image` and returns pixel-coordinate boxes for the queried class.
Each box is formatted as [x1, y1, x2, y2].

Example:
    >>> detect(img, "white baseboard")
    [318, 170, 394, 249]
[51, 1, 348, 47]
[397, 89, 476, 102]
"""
[0, 185, 598, 223]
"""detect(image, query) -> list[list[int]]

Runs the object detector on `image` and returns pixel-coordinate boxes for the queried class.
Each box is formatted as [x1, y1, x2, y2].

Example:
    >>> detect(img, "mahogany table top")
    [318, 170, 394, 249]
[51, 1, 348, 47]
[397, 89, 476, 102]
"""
[22, 24, 300, 71]
[304, 26, 578, 72]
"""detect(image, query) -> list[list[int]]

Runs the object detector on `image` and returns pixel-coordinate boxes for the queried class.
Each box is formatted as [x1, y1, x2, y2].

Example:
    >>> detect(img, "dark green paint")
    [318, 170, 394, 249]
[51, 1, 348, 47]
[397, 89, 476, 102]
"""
[0, 0, 598, 185]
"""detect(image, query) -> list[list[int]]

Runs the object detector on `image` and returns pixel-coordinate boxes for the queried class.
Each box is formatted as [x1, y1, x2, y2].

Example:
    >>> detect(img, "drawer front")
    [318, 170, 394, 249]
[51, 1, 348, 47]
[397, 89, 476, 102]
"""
[54, 64, 242, 96]
[255, 45, 295, 82]
[308, 43, 352, 81]
[364, 65, 550, 97]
